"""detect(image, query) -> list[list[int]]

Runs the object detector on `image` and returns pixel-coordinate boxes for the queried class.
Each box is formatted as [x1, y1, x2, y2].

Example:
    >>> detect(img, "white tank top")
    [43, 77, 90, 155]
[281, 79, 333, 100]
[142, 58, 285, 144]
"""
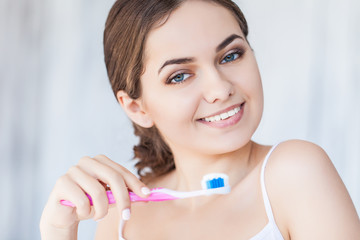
[119, 144, 285, 240]
[249, 143, 284, 240]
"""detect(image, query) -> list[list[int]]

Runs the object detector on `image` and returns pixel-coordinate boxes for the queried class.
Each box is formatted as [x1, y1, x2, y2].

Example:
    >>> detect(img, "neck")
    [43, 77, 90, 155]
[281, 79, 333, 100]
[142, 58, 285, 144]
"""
[170, 141, 255, 192]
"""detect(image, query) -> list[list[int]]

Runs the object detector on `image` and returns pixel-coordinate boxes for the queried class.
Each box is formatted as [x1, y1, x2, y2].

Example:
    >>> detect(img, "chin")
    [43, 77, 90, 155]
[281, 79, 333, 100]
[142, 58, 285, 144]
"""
[198, 136, 253, 155]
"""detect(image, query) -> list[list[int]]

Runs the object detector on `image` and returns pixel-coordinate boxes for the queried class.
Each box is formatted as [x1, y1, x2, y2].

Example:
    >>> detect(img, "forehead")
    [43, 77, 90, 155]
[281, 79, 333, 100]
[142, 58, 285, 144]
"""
[143, 1, 243, 65]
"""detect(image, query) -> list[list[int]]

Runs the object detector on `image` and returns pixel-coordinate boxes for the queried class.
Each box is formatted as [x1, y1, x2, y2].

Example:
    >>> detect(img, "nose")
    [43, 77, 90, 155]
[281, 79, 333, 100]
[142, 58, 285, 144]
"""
[201, 67, 234, 103]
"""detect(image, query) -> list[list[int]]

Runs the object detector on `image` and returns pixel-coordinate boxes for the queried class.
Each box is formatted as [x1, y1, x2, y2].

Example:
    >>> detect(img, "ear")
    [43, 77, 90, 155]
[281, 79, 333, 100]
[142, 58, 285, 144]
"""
[116, 90, 154, 128]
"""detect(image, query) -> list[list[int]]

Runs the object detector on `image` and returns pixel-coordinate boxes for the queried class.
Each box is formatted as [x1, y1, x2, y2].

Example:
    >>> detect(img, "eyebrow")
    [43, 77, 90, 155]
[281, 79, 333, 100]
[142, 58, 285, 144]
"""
[216, 34, 243, 52]
[158, 34, 244, 74]
[158, 58, 194, 74]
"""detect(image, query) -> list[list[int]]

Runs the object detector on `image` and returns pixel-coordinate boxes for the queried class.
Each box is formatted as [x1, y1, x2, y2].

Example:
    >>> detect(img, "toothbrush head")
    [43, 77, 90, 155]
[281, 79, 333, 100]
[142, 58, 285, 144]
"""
[201, 173, 231, 195]
[201, 173, 229, 189]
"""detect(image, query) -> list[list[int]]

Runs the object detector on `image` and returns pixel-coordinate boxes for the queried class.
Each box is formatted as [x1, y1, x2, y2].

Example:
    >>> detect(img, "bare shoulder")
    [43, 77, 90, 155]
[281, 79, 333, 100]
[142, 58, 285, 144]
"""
[266, 139, 345, 187]
[266, 139, 335, 177]
[95, 206, 120, 240]
[265, 139, 360, 239]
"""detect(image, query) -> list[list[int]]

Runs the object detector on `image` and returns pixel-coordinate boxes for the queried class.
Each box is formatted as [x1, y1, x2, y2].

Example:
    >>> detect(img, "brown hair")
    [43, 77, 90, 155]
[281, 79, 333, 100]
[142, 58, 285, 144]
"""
[103, 0, 249, 182]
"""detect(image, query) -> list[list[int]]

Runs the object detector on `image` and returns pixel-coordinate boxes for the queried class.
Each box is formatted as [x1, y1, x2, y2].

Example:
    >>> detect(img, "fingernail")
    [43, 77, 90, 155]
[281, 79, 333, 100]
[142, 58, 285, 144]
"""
[141, 187, 151, 195]
[96, 217, 104, 222]
[122, 208, 131, 221]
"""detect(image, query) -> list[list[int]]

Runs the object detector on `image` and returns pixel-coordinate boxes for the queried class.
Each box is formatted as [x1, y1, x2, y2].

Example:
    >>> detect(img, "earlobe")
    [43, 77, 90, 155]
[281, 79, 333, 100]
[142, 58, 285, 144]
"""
[116, 90, 154, 128]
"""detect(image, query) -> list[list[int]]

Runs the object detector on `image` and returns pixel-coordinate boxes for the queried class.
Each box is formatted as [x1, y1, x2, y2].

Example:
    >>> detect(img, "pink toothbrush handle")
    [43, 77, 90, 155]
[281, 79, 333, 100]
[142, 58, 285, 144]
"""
[60, 189, 177, 207]
[60, 191, 115, 207]
[129, 190, 179, 202]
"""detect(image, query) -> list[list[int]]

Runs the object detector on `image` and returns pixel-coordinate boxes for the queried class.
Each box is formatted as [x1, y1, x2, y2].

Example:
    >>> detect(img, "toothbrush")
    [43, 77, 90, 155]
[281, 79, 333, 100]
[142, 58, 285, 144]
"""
[60, 173, 231, 207]
[130, 173, 230, 202]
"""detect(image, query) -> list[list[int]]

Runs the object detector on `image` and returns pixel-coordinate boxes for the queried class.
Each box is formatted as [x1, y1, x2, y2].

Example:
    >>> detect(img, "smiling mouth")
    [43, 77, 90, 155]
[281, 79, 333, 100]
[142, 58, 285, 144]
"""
[201, 103, 245, 122]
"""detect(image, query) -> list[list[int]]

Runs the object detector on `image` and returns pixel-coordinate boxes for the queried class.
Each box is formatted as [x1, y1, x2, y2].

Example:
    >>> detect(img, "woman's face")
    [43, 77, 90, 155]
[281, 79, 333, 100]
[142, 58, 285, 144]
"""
[139, 0, 263, 156]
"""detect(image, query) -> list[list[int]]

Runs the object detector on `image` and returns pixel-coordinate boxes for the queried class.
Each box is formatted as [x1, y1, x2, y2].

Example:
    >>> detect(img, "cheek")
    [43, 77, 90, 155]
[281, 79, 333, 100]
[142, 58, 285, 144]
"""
[226, 57, 264, 120]
[142, 85, 199, 127]
[236, 56, 263, 98]
[144, 94, 199, 147]
[251, 67, 264, 106]
[245, 64, 264, 123]
[244, 66, 264, 116]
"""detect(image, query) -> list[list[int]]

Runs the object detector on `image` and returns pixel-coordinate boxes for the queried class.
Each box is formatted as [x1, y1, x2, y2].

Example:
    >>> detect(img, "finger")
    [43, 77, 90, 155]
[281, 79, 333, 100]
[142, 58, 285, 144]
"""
[54, 174, 93, 220]
[104, 173, 132, 221]
[93, 155, 151, 197]
[67, 166, 109, 221]
[44, 181, 78, 228]
[77, 156, 133, 220]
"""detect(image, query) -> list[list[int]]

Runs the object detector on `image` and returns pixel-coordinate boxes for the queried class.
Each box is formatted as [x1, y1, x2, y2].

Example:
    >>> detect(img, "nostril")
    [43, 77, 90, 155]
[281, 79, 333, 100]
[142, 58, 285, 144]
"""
[228, 86, 235, 96]
[201, 71, 234, 103]
[203, 86, 233, 103]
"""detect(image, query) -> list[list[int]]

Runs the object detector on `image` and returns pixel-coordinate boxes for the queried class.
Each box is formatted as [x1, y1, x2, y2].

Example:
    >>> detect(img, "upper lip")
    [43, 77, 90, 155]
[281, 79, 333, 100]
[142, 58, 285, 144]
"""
[198, 102, 244, 120]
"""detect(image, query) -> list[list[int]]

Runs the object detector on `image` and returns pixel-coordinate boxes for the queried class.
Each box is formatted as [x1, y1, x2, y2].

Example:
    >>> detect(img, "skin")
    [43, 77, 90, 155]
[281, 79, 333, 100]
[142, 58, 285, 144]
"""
[40, 1, 360, 239]
[135, 0, 264, 192]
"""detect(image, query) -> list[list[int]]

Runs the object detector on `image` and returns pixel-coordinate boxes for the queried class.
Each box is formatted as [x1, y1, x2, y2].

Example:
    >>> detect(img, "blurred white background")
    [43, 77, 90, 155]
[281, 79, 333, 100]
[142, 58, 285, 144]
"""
[0, 0, 359, 239]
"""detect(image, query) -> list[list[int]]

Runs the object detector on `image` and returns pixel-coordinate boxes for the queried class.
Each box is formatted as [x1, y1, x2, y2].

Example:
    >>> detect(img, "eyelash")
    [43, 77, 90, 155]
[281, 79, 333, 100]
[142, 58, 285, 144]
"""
[165, 48, 245, 85]
[220, 48, 245, 64]
[167, 72, 192, 84]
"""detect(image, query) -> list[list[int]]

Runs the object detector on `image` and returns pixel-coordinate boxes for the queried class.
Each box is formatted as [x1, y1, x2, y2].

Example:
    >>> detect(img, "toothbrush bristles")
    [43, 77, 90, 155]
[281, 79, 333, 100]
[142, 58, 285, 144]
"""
[201, 173, 229, 190]
[207, 177, 225, 188]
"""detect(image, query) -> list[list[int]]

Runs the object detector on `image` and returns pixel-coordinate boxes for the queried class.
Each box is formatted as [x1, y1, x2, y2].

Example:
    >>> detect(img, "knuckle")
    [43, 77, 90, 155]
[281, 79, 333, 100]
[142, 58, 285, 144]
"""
[118, 166, 130, 176]
[55, 174, 70, 187]
[94, 206, 108, 219]
[94, 154, 107, 159]
[76, 209, 91, 220]
[108, 171, 124, 183]
[121, 170, 141, 185]
[91, 187, 106, 201]
[78, 156, 92, 165]
[77, 197, 90, 209]
[116, 163, 128, 172]
[97, 210, 108, 220]
[93, 154, 110, 163]
[67, 165, 80, 175]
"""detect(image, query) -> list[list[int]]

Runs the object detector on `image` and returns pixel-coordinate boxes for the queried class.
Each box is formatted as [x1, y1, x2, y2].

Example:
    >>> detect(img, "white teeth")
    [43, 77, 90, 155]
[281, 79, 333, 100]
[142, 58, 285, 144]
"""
[220, 113, 228, 120]
[204, 106, 241, 122]
[228, 109, 235, 117]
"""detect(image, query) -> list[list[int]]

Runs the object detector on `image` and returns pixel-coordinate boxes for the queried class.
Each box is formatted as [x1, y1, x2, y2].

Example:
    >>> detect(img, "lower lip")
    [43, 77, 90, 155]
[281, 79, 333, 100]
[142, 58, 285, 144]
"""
[198, 103, 245, 128]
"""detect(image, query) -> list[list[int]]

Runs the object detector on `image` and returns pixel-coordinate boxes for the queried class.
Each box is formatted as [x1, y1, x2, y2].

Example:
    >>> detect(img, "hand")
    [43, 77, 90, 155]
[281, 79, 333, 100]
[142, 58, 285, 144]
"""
[39, 155, 150, 240]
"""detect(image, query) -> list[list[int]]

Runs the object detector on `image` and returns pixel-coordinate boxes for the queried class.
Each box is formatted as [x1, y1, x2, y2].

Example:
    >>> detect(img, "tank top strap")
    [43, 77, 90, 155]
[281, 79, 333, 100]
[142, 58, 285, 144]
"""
[260, 143, 280, 223]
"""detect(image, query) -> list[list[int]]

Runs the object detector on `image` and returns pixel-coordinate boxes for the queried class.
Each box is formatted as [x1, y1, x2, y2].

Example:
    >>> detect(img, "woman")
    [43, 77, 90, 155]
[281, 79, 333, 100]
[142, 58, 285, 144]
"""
[40, 0, 360, 239]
